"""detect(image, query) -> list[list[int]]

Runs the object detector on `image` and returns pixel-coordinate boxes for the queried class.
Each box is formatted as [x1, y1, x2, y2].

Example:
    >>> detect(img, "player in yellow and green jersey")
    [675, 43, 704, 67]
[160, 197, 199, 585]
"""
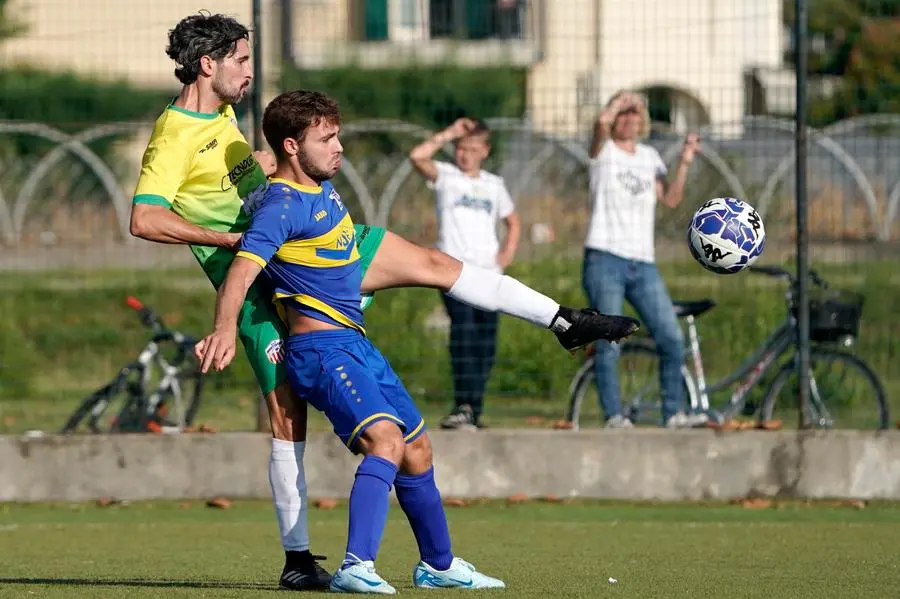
[129, 12, 638, 592]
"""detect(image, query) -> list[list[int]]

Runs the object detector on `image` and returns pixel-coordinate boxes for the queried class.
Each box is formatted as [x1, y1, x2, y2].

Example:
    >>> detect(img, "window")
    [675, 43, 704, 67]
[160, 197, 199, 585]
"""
[430, 0, 524, 40]
[363, 0, 526, 42]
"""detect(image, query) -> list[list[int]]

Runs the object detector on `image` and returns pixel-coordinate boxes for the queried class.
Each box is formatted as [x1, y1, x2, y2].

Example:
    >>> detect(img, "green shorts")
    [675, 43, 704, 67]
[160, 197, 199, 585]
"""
[202, 224, 386, 395]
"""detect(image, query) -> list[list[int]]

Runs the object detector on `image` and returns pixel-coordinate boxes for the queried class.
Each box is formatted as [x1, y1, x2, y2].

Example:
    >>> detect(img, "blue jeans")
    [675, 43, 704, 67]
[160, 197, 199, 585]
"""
[582, 249, 685, 423]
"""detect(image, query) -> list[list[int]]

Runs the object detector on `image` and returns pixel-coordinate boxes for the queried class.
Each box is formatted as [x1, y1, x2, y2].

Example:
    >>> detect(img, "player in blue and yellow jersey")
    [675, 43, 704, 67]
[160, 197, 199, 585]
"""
[130, 11, 637, 593]
[196, 90, 506, 595]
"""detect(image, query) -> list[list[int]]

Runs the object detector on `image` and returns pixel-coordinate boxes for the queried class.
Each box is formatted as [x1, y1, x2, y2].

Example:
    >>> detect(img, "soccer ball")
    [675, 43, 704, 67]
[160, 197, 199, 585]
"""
[687, 197, 766, 274]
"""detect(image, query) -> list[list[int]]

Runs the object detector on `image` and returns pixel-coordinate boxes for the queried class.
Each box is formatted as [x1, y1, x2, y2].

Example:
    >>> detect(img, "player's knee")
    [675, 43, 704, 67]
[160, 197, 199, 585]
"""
[425, 248, 462, 290]
[357, 419, 405, 464]
[402, 433, 433, 474]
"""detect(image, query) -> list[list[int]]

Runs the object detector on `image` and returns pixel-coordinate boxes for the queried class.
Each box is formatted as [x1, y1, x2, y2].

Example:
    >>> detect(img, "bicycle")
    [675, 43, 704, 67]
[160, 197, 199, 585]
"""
[61, 296, 206, 434]
[565, 265, 887, 430]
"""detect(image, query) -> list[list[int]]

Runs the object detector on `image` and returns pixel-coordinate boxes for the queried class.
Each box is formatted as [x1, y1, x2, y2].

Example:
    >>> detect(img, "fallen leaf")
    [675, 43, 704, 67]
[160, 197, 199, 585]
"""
[758, 419, 783, 431]
[314, 498, 339, 510]
[206, 497, 232, 509]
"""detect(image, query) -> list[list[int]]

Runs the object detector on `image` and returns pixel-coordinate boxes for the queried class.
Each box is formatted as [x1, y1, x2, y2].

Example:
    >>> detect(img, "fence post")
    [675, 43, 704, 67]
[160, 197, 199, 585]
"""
[794, 0, 811, 429]
[252, 0, 268, 433]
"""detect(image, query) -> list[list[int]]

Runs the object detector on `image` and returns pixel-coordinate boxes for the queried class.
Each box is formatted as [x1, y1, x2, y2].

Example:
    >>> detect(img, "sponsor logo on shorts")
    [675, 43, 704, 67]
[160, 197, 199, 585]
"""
[265, 339, 285, 364]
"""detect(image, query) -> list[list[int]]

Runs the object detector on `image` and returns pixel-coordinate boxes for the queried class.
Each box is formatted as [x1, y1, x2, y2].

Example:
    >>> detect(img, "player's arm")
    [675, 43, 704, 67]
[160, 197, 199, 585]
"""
[131, 205, 241, 248]
[496, 183, 520, 269]
[409, 118, 475, 182]
[130, 137, 241, 249]
[196, 256, 263, 373]
[657, 133, 700, 209]
[195, 199, 294, 372]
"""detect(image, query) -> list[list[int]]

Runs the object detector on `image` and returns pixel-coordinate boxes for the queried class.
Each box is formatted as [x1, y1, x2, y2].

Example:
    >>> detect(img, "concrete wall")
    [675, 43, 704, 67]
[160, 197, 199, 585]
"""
[3, 430, 900, 503]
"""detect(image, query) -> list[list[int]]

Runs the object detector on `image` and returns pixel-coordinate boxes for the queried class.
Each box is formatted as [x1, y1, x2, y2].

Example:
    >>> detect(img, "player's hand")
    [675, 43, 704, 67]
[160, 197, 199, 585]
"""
[195, 328, 238, 373]
[680, 133, 700, 165]
[223, 232, 243, 251]
[253, 150, 277, 177]
[496, 251, 514, 269]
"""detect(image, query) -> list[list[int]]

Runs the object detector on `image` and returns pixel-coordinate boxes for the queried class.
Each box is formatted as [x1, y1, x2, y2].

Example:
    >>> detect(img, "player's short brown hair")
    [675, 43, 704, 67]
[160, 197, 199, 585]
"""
[263, 90, 342, 158]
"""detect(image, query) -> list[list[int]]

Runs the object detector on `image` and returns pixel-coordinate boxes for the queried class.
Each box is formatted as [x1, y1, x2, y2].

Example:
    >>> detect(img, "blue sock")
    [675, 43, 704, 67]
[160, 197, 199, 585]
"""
[394, 466, 454, 570]
[344, 455, 398, 565]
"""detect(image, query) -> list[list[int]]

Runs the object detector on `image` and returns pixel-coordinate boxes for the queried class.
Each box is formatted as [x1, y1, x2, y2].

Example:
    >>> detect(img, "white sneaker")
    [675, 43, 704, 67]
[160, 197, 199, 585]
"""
[413, 557, 505, 589]
[685, 412, 710, 427]
[665, 412, 691, 428]
[605, 415, 634, 429]
[330, 560, 396, 594]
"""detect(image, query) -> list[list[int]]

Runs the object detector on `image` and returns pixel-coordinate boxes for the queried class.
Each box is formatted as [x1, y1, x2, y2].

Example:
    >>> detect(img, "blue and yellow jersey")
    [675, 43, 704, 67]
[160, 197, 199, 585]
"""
[236, 178, 365, 333]
[133, 102, 267, 284]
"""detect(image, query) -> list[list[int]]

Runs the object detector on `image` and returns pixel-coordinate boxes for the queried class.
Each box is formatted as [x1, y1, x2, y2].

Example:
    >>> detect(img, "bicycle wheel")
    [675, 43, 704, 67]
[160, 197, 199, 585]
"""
[760, 349, 888, 429]
[566, 340, 687, 429]
[153, 367, 205, 430]
[60, 374, 136, 433]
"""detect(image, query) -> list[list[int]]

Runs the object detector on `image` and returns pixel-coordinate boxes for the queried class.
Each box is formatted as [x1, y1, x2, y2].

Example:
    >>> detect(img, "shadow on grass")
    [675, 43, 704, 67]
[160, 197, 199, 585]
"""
[0, 577, 279, 591]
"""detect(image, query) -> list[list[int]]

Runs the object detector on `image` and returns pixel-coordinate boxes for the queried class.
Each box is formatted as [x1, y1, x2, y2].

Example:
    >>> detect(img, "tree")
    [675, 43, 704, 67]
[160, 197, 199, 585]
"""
[784, 0, 900, 124]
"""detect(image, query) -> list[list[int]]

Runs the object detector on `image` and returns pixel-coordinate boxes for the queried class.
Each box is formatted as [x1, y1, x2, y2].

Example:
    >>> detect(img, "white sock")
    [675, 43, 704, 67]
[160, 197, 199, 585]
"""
[268, 438, 310, 552]
[446, 263, 560, 327]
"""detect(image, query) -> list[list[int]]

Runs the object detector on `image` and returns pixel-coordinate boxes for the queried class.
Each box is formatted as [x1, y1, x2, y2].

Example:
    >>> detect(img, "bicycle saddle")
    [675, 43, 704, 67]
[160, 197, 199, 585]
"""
[672, 299, 716, 318]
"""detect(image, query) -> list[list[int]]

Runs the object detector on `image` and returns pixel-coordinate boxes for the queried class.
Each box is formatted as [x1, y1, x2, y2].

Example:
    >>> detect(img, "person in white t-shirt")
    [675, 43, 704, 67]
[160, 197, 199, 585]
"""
[408, 118, 518, 429]
[584, 90, 704, 429]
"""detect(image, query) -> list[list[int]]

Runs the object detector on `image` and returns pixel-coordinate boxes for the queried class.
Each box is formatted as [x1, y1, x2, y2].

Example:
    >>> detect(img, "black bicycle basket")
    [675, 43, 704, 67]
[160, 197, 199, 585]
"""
[794, 288, 864, 342]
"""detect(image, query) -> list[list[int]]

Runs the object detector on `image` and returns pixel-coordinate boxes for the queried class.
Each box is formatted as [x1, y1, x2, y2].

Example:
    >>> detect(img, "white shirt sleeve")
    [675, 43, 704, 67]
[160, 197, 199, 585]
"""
[496, 180, 515, 219]
[651, 147, 668, 180]
[427, 161, 458, 190]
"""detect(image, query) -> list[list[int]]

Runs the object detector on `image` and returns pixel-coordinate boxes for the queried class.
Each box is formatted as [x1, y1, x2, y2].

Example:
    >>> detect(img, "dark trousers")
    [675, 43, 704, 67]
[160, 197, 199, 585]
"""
[440, 293, 499, 420]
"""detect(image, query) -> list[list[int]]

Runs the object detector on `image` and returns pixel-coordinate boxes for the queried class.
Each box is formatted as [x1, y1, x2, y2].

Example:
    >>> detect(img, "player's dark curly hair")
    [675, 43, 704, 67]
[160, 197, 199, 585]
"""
[263, 90, 342, 158]
[166, 11, 249, 84]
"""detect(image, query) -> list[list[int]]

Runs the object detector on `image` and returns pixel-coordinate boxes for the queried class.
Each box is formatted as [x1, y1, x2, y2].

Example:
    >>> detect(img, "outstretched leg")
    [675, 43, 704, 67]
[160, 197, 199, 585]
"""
[361, 230, 639, 351]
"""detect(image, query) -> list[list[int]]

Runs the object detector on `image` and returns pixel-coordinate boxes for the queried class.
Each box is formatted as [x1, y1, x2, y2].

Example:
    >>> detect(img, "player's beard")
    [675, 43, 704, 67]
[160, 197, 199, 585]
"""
[298, 147, 339, 183]
[212, 76, 248, 105]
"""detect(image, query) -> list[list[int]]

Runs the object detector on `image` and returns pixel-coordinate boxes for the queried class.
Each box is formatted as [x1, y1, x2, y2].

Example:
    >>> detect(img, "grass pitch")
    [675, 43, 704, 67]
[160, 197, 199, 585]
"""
[1, 500, 899, 598]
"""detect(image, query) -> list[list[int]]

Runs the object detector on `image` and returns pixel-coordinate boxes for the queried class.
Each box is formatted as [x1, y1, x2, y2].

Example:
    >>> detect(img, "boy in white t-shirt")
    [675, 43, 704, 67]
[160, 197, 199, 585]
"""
[411, 118, 639, 429]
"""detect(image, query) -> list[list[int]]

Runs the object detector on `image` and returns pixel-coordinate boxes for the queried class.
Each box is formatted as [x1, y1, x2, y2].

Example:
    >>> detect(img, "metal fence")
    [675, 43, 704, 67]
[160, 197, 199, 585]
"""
[0, 0, 897, 432]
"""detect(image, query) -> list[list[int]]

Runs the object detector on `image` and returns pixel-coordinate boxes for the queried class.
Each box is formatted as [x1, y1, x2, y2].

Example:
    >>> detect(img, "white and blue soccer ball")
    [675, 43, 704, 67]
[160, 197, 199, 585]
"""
[687, 197, 766, 274]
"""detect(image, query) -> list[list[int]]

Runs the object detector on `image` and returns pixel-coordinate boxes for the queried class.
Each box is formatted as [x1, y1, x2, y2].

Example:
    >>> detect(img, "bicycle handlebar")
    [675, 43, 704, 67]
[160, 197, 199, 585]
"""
[125, 296, 196, 349]
[125, 296, 144, 311]
[748, 265, 827, 288]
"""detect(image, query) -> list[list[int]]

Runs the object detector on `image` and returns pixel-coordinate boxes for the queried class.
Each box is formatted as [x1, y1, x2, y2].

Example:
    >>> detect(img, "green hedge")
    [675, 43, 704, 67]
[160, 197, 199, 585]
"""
[281, 64, 527, 128]
[0, 66, 172, 156]
[1, 260, 897, 414]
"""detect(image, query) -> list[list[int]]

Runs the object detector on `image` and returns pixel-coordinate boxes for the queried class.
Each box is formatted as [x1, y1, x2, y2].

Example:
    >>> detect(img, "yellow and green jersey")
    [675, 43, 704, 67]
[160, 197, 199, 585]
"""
[133, 102, 266, 286]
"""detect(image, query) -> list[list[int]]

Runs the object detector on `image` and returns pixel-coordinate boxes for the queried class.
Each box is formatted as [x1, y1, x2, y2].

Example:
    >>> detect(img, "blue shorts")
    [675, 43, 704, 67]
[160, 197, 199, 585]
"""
[285, 328, 426, 451]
